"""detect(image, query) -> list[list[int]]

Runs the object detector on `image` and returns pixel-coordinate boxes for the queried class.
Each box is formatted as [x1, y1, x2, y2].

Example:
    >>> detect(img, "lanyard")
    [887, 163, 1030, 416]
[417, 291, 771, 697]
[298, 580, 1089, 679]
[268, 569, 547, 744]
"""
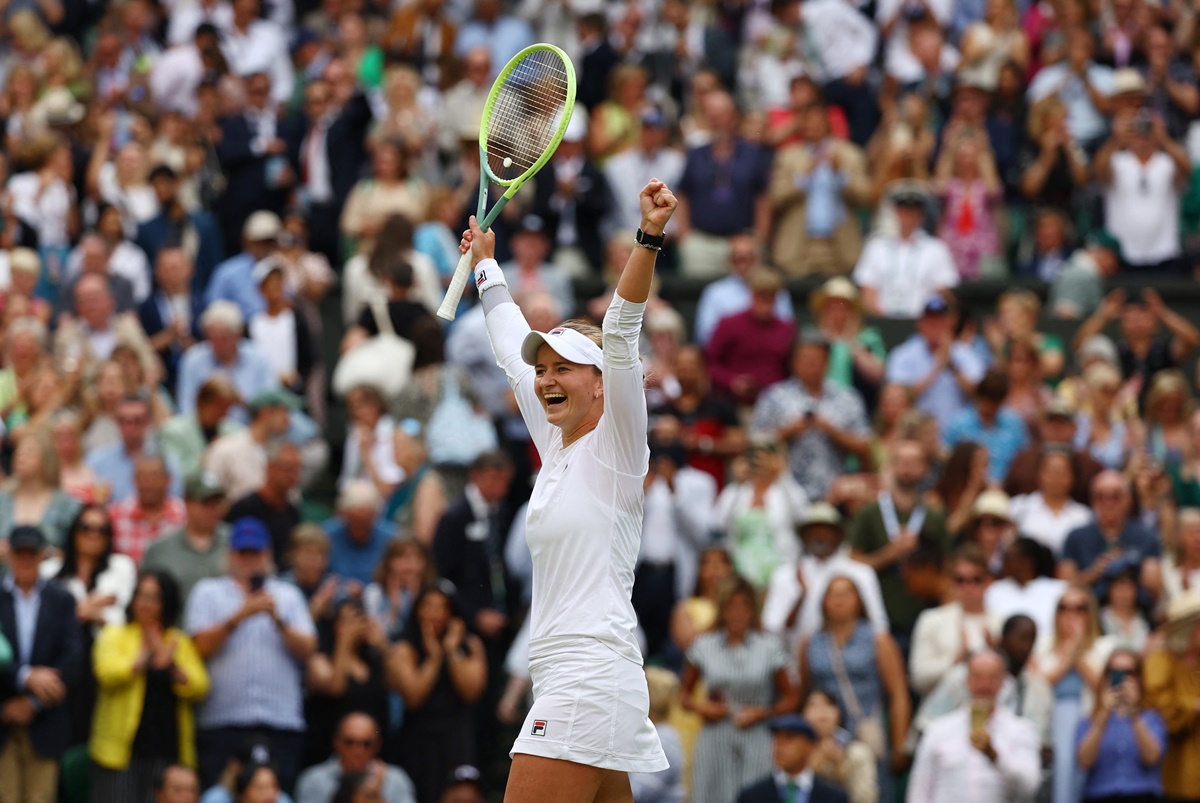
[879, 491, 925, 541]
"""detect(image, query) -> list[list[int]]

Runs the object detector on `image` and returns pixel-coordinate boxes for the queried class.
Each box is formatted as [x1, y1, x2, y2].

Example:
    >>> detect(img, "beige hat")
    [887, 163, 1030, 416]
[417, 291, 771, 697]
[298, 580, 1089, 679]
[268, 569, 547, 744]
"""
[8, 248, 39, 275]
[1111, 68, 1147, 97]
[809, 277, 861, 315]
[1166, 590, 1200, 632]
[32, 87, 85, 127]
[798, 502, 842, 532]
[243, 211, 282, 242]
[970, 490, 1012, 524]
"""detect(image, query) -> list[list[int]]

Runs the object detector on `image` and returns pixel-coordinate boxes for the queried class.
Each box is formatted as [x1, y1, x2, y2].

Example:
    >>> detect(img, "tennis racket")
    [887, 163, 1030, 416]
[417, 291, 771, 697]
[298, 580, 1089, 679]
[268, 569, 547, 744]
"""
[436, 43, 577, 321]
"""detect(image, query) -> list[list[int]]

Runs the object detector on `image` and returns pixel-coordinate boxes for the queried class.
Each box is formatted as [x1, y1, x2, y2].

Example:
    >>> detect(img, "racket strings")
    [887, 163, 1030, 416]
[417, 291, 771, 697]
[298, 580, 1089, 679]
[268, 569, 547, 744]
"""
[486, 50, 571, 182]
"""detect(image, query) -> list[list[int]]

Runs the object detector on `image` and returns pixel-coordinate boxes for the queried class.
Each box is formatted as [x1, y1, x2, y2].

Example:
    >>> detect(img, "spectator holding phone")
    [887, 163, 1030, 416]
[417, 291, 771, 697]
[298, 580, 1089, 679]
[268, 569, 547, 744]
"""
[1075, 648, 1166, 803]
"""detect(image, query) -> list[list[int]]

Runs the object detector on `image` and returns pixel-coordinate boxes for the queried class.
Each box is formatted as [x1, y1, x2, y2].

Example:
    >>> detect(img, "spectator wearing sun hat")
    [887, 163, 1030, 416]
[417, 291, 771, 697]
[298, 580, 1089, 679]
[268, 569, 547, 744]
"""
[1144, 589, 1200, 801]
[810, 277, 887, 401]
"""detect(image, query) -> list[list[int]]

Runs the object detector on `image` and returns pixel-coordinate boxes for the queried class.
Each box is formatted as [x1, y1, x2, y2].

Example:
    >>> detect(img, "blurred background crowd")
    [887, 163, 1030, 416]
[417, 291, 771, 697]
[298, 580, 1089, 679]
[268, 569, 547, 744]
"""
[4, 0, 1200, 803]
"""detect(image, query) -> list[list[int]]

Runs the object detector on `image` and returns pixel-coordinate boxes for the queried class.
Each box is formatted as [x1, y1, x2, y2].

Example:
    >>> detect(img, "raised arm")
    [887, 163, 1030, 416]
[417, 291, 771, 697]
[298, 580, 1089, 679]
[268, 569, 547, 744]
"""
[616, 179, 677, 304]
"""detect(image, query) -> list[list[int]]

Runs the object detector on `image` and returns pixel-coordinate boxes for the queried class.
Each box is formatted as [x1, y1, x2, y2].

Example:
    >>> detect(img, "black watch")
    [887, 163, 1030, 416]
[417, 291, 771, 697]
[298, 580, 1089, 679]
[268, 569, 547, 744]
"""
[635, 228, 665, 251]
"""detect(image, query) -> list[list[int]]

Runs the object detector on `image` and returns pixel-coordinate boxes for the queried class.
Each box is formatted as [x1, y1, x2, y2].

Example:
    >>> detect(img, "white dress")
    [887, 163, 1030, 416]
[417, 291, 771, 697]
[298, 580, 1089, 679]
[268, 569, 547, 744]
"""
[482, 258, 668, 773]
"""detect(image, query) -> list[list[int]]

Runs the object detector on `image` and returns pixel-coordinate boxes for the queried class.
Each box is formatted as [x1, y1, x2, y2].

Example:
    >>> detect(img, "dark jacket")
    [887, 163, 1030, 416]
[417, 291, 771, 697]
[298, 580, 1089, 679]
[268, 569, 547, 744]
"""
[215, 112, 290, 248]
[136, 209, 226, 294]
[138, 290, 207, 391]
[530, 159, 613, 272]
[737, 775, 849, 803]
[282, 92, 374, 210]
[578, 38, 619, 111]
[432, 494, 515, 629]
[0, 580, 84, 759]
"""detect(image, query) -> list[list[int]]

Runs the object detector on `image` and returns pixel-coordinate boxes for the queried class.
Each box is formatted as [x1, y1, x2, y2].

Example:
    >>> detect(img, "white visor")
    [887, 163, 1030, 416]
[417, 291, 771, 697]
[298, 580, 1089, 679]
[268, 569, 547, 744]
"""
[521, 326, 604, 369]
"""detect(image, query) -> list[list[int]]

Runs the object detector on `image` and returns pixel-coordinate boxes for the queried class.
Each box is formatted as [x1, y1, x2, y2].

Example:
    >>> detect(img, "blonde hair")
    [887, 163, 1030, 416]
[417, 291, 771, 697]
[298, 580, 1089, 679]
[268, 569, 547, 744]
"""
[289, 523, 330, 553]
[999, 288, 1041, 320]
[1028, 95, 1066, 141]
[644, 667, 679, 722]
[558, 319, 602, 348]
[1144, 369, 1192, 426]
[1084, 362, 1121, 393]
[1053, 584, 1102, 652]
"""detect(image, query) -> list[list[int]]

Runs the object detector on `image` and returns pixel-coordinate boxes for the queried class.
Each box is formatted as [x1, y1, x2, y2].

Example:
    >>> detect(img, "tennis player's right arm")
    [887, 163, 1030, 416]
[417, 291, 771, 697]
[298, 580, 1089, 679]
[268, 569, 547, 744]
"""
[461, 219, 553, 452]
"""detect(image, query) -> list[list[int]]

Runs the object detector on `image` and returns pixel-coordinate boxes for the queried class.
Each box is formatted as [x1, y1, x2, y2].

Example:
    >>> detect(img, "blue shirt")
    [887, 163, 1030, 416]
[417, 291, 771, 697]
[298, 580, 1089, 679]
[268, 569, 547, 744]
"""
[2, 575, 41, 673]
[693, 276, 794, 346]
[205, 252, 264, 320]
[1062, 520, 1161, 600]
[323, 517, 397, 586]
[454, 15, 534, 75]
[676, 138, 772, 236]
[184, 575, 315, 731]
[886, 335, 988, 424]
[943, 407, 1030, 482]
[176, 341, 278, 419]
[1075, 710, 1166, 797]
[84, 444, 184, 503]
[798, 158, 846, 237]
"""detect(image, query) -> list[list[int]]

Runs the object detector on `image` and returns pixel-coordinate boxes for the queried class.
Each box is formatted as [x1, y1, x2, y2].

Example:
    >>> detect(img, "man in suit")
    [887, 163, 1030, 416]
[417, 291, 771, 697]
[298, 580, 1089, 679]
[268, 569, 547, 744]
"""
[576, 12, 618, 111]
[0, 526, 84, 803]
[137, 165, 225, 294]
[738, 714, 848, 803]
[139, 247, 206, 394]
[283, 60, 373, 267]
[216, 72, 291, 252]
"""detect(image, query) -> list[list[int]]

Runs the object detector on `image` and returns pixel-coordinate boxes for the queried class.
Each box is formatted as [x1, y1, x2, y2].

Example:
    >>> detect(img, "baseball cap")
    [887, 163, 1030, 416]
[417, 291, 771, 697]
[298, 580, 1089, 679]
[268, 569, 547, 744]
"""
[923, 295, 951, 315]
[1087, 230, 1122, 261]
[185, 472, 225, 501]
[770, 714, 817, 740]
[892, 188, 927, 208]
[797, 502, 842, 533]
[243, 211, 282, 242]
[247, 388, 301, 414]
[521, 326, 604, 370]
[9, 525, 46, 552]
[230, 518, 271, 552]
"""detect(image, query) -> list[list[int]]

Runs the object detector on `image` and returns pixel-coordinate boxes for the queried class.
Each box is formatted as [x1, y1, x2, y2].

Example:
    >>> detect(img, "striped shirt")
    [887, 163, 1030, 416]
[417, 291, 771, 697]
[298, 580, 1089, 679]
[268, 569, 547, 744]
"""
[108, 496, 187, 564]
[184, 576, 315, 731]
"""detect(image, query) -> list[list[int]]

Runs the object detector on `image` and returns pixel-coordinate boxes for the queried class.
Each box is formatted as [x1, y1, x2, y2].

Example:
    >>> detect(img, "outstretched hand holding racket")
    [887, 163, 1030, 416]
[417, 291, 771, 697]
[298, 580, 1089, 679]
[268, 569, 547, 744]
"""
[436, 44, 577, 321]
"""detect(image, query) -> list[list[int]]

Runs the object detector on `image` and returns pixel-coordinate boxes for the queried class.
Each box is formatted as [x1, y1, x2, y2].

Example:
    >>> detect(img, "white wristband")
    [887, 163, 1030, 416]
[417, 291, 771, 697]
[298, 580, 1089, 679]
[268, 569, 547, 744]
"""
[474, 259, 507, 295]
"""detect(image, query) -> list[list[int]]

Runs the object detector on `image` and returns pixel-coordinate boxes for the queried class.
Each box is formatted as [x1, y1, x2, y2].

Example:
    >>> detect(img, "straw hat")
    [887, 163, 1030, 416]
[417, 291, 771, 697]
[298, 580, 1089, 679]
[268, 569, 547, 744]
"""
[969, 490, 1012, 525]
[809, 277, 861, 316]
[1165, 590, 1200, 633]
[797, 502, 843, 533]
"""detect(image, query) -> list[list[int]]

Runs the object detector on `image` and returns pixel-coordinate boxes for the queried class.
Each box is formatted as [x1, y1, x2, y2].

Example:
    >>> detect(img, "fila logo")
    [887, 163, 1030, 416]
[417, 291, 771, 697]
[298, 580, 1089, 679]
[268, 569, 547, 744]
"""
[549, 328, 565, 336]
[475, 270, 487, 287]
[531, 720, 548, 737]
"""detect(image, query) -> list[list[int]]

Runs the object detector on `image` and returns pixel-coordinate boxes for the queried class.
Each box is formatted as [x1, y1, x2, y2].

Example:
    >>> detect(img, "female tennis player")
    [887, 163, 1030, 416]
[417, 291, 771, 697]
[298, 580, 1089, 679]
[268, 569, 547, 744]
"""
[459, 179, 677, 802]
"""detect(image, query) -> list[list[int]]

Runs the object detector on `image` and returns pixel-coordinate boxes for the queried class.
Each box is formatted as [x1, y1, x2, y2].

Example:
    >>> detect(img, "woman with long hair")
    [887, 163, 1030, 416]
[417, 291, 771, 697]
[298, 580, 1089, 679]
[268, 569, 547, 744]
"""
[51, 409, 102, 503]
[681, 578, 797, 803]
[1074, 362, 1133, 470]
[389, 583, 487, 803]
[458, 180, 678, 801]
[1033, 585, 1118, 803]
[1002, 338, 1054, 430]
[233, 762, 283, 803]
[799, 576, 909, 801]
[90, 571, 210, 801]
[42, 504, 137, 746]
[933, 441, 990, 537]
[1143, 368, 1192, 470]
[1163, 508, 1200, 605]
[340, 139, 428, 255]
[341, 212, 440, 326]
[933, 130, 1003, 280]
[363, 537, 437, 643]
[0, 429, 81, 546]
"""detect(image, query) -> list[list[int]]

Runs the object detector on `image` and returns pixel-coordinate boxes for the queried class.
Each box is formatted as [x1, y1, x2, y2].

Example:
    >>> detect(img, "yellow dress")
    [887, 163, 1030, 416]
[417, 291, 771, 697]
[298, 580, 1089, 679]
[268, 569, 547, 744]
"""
[1144, 646, 1200, 799]
[669, 597, 718, 797]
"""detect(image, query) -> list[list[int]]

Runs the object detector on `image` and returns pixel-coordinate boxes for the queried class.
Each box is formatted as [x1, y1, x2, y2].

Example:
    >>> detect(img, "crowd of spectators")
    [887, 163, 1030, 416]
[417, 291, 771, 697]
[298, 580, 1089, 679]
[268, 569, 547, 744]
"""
[3, 1, 1200, 803]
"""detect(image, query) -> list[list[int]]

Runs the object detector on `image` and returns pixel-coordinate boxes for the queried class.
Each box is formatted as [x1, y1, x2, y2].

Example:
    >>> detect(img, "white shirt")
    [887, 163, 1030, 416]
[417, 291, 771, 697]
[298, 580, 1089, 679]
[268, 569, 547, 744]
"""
[221, 20, 294, 106]
[984, 577, 1068, 643]
[249, 308, 298, 382]
[605, 148, 687, 233]
[801, 0, 878, 81]
[150, 44, 206, 116]
[97, 162, 160, 236]
[166, 0, 233, 45]
[641, 467, 716, 599]
[39, 553, 138, 629]
[66, 240, 152, 303]
[484, 259, 648, 666]
[852, 231, 959, 318]
[8, 172, 73, 247]
[909, 602, 1004, 696]
[1104, 150, 1182, 266]
[711, 475, 810, 570]
[301, 117, 334, 204]
[761, 550, 889, 652]
[877, 0, 956, 83]
[907, 707, 1041, 803]
[339, 415, 406, 491]
[1009, 493, 1093, 557]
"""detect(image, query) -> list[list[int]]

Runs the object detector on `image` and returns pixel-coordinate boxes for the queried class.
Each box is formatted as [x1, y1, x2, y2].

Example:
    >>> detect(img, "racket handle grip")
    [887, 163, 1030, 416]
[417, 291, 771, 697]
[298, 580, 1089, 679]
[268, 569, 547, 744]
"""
[437, 250, 475, 321]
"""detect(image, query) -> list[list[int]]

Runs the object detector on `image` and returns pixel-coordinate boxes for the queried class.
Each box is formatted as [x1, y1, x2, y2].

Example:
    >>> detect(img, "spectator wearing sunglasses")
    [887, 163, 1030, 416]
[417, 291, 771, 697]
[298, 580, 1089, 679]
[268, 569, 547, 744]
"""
[295, 712, 415, 803]
[909, 545, 1004, 697]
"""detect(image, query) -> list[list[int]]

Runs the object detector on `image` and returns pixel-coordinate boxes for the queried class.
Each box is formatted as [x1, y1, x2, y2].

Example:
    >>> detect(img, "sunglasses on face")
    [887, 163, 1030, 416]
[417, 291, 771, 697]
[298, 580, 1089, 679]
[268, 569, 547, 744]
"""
[953, 574, 986, 586]
[1058, 602, 1088, 614]
[77, 522, 111, 535]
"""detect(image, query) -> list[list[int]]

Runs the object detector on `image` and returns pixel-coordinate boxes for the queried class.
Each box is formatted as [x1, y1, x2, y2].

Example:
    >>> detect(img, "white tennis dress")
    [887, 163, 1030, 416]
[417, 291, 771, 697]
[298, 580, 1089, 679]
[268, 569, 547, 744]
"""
[481, 258, 668, 773]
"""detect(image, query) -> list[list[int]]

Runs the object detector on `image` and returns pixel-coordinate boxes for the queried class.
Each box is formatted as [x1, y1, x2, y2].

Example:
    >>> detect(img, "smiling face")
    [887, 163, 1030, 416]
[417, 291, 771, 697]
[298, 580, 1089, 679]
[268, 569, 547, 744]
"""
[534, 342, 603, 434]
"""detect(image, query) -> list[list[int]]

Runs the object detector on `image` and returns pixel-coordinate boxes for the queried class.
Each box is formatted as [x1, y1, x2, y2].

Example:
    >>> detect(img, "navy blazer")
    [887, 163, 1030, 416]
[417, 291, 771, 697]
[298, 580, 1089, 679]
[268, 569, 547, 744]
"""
[737, 775, 849, 803]
[432, 494, 516, 629]
[215, 113, 289, 247]
[282, 92, 374, 210]
[136, 210, 226, 294]
[0, 581, 84, 759]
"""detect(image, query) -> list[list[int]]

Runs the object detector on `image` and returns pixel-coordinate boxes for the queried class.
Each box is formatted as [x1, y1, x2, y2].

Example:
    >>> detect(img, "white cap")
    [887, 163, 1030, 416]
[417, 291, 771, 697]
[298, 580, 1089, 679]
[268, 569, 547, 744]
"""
[521, 326, 603, 369]
[243, 210, 282, 241]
